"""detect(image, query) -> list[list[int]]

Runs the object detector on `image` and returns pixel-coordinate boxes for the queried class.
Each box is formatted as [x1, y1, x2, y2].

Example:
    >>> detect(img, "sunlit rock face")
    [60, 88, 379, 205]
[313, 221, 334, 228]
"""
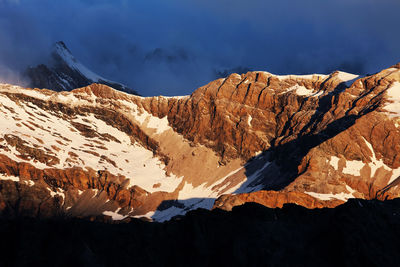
[1, 63, 400, 221]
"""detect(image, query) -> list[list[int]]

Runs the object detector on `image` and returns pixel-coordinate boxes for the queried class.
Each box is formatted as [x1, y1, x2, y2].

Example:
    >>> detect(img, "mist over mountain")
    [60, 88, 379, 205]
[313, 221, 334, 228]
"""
[2, 1, 400, 266]
[0, 0, 400, 96]
[26, 41, 139, 95]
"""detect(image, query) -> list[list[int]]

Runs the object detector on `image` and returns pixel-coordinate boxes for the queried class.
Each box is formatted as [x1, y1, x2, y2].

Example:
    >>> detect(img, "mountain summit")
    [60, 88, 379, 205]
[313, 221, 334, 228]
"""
[26, 41, 139, 95]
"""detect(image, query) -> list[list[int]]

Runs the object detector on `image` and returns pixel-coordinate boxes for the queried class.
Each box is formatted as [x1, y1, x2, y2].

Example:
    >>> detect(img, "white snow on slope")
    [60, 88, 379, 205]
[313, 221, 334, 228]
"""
[48, 188, 66, 205]
[54, 42, 131, 92]
[133, 211, 155, 220]
[233, 160, 270, 194]
[158, 95, 190, 100]
[384, 82, 400, 118]
[119, 99, 173, 135]
[24, 180, 35, 186]
[0, 173, 19, 182]
[178, 182, 217, 200]
[305, 185, 356, 201]
[150, 161, 261, 222]
[274, 73, 328, 81]
[329, 156, 340, 170]
[283, 84, 323, 97]
[54, 43, 106, 83]
[103, 210, 128, 220]
[296, 86, 323, 97]
[337, 71, 359, 87]
[363, 138, 400, 185]
[153, 156, 269, 221]
[342, 160, 365, 176]
[0, 84, 51, 101]
[146, 116, 170, 134]
[0, 87, 182, 193]
[329, 138, 400, 185]
[247, 115, 252, 126]
[337, 71, 359, 82]
[362, 138, 392, 177]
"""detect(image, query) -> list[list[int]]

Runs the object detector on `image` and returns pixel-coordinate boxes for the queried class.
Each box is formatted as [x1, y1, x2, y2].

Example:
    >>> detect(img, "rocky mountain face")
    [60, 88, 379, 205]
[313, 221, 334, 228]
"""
[1, 63, 400, 222]
[26, 41, 139, 95]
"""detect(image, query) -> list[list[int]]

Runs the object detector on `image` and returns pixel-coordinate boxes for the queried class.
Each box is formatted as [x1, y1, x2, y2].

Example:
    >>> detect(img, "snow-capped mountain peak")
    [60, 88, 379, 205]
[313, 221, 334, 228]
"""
[53, 41, 106, 83]
[26, 41, 139, 95]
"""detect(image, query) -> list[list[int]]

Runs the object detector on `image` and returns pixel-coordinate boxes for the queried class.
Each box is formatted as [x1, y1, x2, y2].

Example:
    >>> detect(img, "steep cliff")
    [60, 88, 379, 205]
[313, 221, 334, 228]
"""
[1, 63, 400, 221]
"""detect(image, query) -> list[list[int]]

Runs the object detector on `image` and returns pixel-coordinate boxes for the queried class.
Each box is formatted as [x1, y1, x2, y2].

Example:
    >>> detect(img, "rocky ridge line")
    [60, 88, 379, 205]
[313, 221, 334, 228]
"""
[1, 64, 400, 220]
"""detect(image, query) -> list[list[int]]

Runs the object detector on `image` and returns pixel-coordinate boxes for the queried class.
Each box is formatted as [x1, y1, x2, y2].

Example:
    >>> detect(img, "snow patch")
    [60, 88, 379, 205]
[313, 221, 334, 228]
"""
[178, 182, 217, 200]
[247, 115, 252, 126]
[361, 137, 400, 184]
[384, 82, 400, 118]
[329, 156, 340, 170]
[102, 211, 128, 220]
[119, 99, 172, 135]
[342, 160, 365, 176]
[336, 138, 400, 184]
[0, 84, 51, 101]
[337, 71, 359, 86]
[387, 167, 400, 185]
[305, 185, 355, 201]
[158, 95, 189, 100]
[133, 211, 155, 220]
[24, 180, 35, 187]
[362, 138, 391, 177]
[275, 73, 328, 80]
[47, 187, 65, 205]
[91, 189, 99, 198]
[48, 187, 64, 198]
[386, 68, 399, 72]
[254, 151, 263, 156]
[0, 173, 19, 182]
[146, 116, 170, 134]
[284, 84, 323, 97]
[233, 161, 271, 194]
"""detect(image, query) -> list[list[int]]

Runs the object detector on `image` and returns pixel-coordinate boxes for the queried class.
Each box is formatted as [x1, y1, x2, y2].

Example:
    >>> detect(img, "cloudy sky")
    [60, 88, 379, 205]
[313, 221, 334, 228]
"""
[0, 0, 399, 96]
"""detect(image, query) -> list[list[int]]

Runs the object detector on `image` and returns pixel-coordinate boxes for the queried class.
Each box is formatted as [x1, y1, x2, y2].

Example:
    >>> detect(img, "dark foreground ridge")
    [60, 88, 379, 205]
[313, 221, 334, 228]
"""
[1, 199, 400, 267]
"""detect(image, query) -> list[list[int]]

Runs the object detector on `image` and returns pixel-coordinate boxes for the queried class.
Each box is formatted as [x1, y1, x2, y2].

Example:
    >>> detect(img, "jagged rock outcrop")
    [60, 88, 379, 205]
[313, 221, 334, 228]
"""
[139, 70, 349, 161]
[212, 64, 400, 211]
[1, 63, 400, 221]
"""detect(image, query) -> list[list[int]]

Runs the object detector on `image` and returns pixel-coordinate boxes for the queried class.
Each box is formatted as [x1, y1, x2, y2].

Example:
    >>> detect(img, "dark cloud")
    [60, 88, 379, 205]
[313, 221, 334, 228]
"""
[325, 60, 366, 76]
[0, 0, 399, 96]
[214, 66, 252, 79]
[145, 48, 189, 63]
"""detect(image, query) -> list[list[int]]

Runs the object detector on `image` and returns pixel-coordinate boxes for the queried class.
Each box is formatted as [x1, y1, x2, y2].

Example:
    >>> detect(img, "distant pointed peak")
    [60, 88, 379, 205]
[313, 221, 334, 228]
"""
[26, 41, 139, 95]
[54, 41, 72, 54]
[52, 41, 78, 66]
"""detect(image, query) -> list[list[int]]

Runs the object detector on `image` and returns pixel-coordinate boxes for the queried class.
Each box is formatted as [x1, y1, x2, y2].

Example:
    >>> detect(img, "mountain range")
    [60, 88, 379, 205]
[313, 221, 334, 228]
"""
[1, 58, 400, 222]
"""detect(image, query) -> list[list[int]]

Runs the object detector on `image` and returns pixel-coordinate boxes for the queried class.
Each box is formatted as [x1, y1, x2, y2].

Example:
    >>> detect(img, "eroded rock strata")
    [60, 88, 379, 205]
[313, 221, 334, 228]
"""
[1, 63, 400, 221]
